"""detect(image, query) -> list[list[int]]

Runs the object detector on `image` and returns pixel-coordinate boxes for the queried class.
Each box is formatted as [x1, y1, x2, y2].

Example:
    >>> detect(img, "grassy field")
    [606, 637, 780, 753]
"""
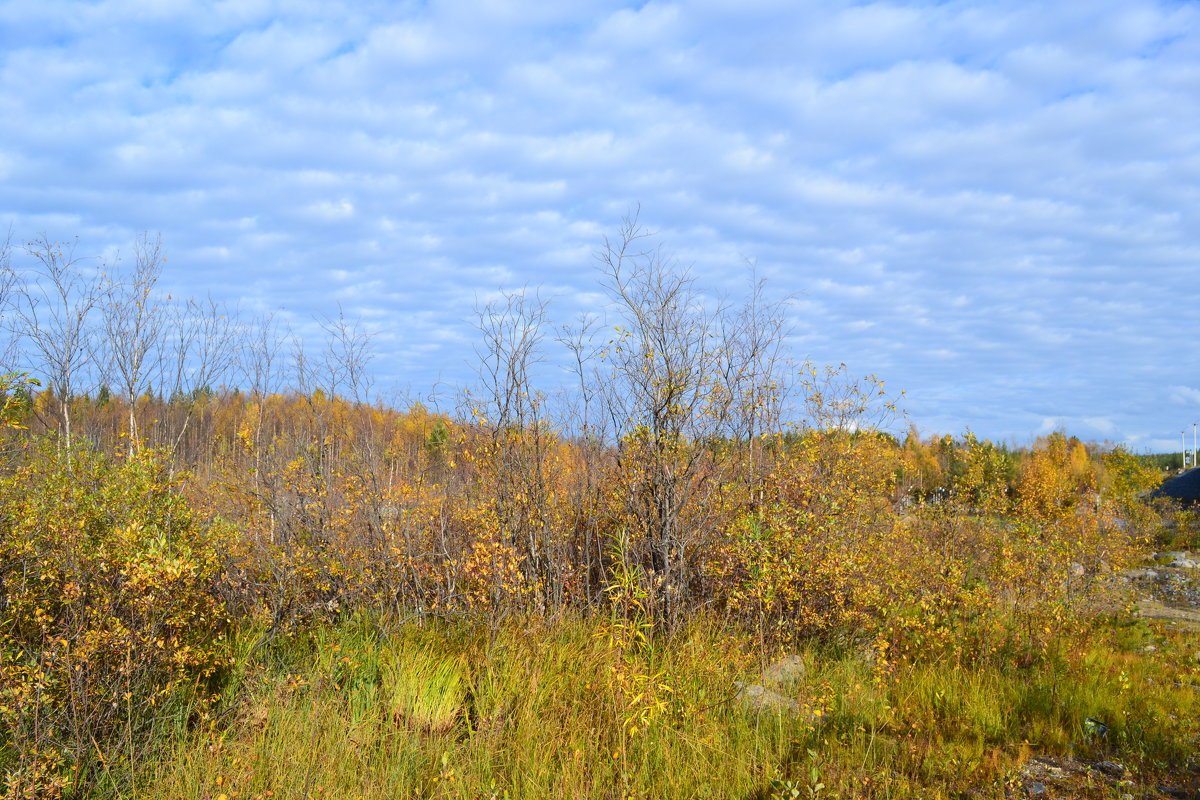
[129, 603, 1200, 800]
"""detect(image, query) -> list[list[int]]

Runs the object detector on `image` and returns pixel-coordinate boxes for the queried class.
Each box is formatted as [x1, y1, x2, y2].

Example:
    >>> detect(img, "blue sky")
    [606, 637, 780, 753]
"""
[1, 0, 1198, 449]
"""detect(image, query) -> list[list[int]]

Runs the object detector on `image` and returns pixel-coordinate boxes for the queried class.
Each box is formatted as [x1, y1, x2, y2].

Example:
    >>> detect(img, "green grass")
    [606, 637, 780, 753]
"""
[130, 610, 1200, 800]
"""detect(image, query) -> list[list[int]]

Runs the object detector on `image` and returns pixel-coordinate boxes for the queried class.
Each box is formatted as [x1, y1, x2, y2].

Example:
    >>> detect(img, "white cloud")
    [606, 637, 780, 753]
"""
[0, 0, 1196, 445]
[1169, 387, 1200, 407]
[1084, 417, 1117, 435]
[1038, 417, 1065, 435]
[305, 200, 356, 220]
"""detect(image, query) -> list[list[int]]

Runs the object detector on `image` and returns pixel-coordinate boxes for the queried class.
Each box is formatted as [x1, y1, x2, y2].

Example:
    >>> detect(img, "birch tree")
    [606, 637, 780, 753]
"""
[9, 235, 104, 448]
[99, 233, 167, 453]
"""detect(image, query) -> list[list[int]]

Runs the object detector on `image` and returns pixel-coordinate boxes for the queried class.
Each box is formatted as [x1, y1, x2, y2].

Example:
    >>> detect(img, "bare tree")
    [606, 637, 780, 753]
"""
[164, 295, 240, 402]
[99, 233, 167, 454]
[161, 294, 241, 458]
[0, 232, 19, 371]
[590, 212, 798, 621]
[556, 313, 604, 440]
[318, 307, 384, 559]
[238, 312, 285, 489]
[473, 288, 549, 433]
[316, 306, 376, 405]
[289, 325, 313, 399]
[594, 213, 732, 619]
[271, 310, 377, 552]
[714, 266, 793, 508]
[471, 288, 557, 605]
[555, 313, 609, 603]
[720, 266, 791, 443]
[9, 235, 104, 448]
[240, 311, 285, 400]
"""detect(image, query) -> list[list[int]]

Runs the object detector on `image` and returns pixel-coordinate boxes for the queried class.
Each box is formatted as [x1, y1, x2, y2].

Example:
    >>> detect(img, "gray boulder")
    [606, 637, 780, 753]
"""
[734, 681, 805, 715]
[735, 654, 818, 719]
[1123, 568, 1159, 581]
[762, 654, 806, 687]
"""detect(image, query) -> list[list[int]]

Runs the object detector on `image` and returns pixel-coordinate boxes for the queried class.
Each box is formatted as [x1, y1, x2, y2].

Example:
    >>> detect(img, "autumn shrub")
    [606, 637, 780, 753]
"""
[1100, 445, 1163, 513]
[951, 432, 1017, 514]
[1098, 446, 1188, 548]
[0, 380, 1153, 720]
[711, 425, 1148, 668]
[1015, 433, 1098, 522]
[714, 429, 906, 644]
[0, 441, 233, 798]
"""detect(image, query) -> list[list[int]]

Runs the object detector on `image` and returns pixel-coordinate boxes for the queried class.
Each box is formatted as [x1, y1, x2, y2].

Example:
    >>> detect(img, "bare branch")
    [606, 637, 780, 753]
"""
[100, 232, 168, 452]
[239, 311, 285, 399]
[9, 234, 104, 446]
[472, 287, 550, 431]
[166, 294, 240, 401]
[316, 305, 376, 404]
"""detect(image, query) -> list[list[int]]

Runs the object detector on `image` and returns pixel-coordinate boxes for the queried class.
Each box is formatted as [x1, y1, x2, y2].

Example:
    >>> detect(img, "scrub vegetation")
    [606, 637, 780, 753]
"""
[0, 226, 1196, 798]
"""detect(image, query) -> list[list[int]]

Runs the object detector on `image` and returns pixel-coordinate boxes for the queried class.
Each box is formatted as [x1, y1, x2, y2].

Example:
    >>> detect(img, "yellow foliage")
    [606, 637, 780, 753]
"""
[0, 443, 233, 797]
[0, 376, 1152, 796]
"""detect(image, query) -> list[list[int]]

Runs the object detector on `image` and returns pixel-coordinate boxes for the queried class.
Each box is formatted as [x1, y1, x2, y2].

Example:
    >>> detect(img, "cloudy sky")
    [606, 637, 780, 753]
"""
[1, 0, 1198, 449]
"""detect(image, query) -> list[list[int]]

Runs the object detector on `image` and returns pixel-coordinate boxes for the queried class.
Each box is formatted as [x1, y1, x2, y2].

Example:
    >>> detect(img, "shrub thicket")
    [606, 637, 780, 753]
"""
[0, 441, 232, 798]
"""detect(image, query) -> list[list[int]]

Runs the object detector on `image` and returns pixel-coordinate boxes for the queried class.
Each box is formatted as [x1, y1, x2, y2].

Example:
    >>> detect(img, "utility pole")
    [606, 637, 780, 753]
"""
[1183, 430, 1188, 470]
